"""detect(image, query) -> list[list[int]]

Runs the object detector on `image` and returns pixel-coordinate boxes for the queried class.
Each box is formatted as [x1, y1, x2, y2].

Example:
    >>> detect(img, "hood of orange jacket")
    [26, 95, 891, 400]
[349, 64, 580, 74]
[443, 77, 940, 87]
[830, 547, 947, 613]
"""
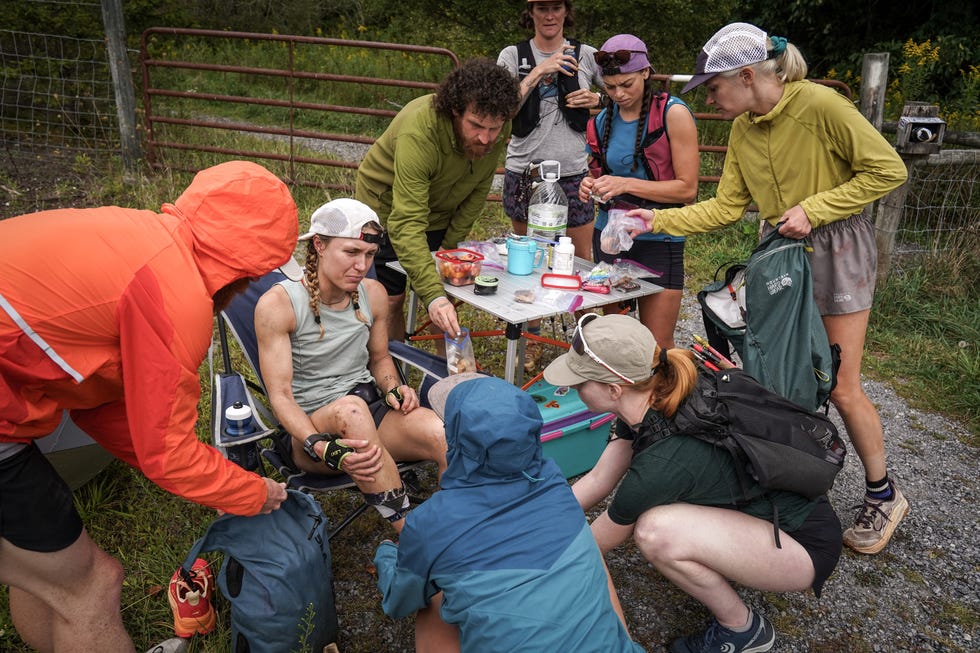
[164, 160, 299, 295]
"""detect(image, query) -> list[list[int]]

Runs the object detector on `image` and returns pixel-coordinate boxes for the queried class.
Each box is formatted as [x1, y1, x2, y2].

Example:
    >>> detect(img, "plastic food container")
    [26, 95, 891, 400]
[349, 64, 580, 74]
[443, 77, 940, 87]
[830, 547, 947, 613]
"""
[474, 275, 499, 295]
[436, 249, 484, 286]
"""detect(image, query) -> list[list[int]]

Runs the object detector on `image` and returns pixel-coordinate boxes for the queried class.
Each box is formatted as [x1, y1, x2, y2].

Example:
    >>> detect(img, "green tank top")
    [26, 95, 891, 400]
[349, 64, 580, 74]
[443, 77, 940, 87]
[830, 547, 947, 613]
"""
[279, 279, 375, 413]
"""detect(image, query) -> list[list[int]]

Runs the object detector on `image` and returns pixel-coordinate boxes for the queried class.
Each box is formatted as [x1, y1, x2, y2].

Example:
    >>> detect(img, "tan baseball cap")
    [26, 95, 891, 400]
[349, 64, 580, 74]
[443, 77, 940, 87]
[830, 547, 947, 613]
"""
[427, 373, 487, 421]
[543, 314, 656, 385]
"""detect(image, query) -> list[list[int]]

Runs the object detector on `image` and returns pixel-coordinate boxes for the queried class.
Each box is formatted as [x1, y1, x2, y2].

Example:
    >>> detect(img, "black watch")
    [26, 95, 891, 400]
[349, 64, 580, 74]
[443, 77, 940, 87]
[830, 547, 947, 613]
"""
[302, 433, 332, 462]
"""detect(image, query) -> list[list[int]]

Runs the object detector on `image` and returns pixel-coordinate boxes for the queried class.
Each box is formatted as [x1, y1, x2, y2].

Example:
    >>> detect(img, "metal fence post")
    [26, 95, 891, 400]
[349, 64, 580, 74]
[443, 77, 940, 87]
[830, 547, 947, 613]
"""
[101, 0, 141, 179]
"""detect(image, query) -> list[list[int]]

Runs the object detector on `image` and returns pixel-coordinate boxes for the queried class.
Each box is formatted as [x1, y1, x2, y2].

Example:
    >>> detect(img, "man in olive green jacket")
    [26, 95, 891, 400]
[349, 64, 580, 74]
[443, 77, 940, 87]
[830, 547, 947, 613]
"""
[356, 58, 520, 340]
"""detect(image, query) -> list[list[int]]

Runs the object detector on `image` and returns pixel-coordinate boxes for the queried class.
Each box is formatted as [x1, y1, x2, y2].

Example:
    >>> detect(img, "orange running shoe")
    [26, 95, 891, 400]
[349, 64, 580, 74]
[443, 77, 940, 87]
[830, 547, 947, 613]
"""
[167, 558, 216, 637]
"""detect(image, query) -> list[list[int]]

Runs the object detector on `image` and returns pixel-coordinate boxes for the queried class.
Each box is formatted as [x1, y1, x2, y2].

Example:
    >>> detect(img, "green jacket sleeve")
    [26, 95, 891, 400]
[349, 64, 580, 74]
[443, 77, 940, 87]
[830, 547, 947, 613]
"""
[386, 132, 447, 308]
[442, 172, 495, 251]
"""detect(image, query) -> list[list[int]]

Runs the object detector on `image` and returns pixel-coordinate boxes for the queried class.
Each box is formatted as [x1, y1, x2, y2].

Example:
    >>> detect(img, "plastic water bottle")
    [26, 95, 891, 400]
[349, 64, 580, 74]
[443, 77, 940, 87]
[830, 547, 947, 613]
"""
[552, 236, 575, 276]
[224, 401, 259, 470]
[527, 160, 568, 241]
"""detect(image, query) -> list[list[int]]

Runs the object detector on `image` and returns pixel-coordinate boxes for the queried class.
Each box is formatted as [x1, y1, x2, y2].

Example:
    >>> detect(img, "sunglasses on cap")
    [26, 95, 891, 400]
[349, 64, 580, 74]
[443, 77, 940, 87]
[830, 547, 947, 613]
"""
[570, 313, 636, 384]
[593, 49, 646, 68]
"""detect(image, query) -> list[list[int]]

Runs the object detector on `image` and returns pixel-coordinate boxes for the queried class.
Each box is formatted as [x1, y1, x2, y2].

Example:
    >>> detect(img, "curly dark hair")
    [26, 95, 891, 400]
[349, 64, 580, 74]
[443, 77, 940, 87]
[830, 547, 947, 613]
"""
[434, 58, 521, 121]
[519, 0, 575, 31]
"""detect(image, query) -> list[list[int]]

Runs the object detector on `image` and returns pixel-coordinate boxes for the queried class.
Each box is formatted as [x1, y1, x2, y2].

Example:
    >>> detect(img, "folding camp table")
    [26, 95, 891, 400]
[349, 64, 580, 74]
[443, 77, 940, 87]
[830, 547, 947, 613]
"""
[388, 255, 663, 385]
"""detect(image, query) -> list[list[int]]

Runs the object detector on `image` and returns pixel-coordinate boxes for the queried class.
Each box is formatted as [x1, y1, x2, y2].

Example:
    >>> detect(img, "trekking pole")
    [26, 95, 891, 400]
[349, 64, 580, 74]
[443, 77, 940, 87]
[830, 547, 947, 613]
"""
[690, 347, 720, 371]
[692, 334, 736, 369]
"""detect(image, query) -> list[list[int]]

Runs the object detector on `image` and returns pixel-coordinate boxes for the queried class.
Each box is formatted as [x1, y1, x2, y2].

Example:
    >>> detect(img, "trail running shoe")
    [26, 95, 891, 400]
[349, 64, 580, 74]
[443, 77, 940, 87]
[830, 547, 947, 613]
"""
[167, 557, 216, 637]
[843, 483, 910, 554]
[670, 611, 775, 653]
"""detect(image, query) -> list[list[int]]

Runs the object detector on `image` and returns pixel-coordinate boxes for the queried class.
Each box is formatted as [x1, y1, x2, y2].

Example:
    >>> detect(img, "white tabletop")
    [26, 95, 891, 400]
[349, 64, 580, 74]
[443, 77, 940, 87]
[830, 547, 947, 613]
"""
[388, 255, 663, 327]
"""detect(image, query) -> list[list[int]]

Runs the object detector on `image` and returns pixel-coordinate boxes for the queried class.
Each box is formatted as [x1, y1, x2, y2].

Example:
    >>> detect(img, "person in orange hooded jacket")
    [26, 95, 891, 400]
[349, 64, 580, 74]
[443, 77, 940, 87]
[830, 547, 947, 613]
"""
[0, 161, 299, 652]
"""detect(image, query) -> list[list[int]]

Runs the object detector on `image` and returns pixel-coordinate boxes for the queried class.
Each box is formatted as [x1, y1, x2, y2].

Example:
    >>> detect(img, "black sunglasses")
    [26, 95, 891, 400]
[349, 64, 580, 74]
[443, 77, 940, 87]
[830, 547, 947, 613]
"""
[593, 49, 646, 68]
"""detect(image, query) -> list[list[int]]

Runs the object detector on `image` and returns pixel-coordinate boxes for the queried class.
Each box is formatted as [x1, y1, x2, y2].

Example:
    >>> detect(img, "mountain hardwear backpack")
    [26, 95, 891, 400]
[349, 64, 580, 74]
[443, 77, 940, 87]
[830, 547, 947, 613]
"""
[698, 228, 840, 412]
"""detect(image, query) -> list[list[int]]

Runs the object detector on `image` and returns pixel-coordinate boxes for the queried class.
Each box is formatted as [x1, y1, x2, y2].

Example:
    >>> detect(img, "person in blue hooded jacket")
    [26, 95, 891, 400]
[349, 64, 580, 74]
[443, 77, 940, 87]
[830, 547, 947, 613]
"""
[373, 373, 644, 653]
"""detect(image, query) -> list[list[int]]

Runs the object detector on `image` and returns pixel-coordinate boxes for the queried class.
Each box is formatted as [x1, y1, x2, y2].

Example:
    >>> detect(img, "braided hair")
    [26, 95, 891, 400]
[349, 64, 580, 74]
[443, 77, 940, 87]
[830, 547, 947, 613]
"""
[599, 76, 656, 175]
[304, 238, 369, 340]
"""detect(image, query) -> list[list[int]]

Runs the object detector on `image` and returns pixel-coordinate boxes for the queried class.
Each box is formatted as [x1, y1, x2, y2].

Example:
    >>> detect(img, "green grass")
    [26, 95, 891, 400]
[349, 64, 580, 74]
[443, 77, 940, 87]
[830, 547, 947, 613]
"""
[1, 126, 977, 652]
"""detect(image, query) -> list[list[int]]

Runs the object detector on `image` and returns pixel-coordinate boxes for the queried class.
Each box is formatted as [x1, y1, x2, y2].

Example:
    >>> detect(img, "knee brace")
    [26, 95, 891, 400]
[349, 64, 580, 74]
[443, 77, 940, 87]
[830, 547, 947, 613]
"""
[363, 485, 411, 523]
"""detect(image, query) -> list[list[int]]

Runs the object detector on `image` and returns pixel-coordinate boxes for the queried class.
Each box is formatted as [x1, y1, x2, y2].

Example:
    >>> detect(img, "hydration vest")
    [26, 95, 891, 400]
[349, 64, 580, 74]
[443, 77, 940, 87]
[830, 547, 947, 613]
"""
[512, 39, 590, 138]
[586, 91, 678, 184]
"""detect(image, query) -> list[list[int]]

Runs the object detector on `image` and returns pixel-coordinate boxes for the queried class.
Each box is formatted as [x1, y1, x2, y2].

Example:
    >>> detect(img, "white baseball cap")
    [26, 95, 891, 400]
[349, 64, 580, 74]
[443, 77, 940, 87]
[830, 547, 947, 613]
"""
[682, 22, 772, 94]
[298, 198, 384, 242]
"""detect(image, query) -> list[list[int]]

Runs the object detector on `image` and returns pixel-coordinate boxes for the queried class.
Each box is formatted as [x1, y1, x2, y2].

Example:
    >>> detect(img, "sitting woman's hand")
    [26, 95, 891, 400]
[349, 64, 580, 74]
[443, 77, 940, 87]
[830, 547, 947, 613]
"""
[385, 384, 419, 414]
[334, 438, 383, 482]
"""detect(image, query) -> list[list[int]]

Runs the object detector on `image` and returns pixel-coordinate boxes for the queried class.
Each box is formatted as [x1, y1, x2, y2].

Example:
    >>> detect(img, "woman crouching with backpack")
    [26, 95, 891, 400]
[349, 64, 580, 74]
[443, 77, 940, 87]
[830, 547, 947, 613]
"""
[543, 313, 842, 653]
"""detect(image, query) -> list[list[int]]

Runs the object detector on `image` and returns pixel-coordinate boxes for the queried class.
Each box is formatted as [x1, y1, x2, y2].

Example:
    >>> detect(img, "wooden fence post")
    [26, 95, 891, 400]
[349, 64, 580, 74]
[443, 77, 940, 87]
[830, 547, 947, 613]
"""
[858, 52, 896, 285]
[101, 0, 141, 180]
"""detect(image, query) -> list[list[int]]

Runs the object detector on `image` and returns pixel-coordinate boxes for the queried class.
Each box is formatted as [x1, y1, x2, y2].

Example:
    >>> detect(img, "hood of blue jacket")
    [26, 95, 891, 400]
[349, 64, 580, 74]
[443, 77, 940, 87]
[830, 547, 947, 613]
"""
[441, 376, 545, 489]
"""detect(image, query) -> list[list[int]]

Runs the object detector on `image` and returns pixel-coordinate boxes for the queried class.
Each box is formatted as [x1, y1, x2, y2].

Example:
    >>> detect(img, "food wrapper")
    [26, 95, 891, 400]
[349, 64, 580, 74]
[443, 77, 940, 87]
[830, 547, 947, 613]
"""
[458, 240, 505, 270]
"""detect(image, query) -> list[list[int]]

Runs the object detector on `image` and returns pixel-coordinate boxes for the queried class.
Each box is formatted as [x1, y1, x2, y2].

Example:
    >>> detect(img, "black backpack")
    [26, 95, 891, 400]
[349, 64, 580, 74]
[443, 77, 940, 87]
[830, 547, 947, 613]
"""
[663, 365, 847, 545]
[512, 39, 590, 137]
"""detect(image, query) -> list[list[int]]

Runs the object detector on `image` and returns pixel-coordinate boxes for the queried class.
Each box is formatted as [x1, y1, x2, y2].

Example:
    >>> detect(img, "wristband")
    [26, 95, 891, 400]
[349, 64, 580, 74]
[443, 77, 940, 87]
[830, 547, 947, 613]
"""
[384, 386, 404, 409]
[322, 438, 356, 472]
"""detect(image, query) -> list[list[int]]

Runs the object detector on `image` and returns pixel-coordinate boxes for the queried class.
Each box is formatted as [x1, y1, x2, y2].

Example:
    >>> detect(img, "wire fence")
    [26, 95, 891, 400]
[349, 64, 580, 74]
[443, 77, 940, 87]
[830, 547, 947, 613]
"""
[892, 153, 980, 272]
[0, 23, 123, 166]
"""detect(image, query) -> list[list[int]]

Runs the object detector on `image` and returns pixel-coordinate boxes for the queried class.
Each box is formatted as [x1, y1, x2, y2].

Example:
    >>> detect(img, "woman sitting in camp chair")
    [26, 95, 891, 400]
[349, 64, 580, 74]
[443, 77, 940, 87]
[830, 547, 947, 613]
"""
[254, 198, 447, 531]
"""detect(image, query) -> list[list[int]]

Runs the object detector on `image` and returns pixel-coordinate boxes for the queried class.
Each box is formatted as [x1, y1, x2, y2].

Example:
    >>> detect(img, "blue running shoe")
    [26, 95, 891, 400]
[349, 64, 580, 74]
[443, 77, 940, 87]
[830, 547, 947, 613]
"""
[670, 611, 775, 653]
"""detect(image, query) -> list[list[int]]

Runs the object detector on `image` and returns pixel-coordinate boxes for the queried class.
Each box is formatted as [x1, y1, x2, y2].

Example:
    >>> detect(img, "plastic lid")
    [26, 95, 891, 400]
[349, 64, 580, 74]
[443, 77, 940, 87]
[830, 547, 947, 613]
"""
[558, 236, 572, 246]
[225, 402, 252, 421]
[543, 173, 559, 181]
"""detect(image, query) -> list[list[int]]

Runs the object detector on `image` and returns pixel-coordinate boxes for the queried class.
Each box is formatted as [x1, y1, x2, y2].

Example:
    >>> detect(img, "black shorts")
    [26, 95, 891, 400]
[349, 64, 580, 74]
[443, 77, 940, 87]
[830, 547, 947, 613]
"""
[788, 496, 843, 598]
[593, 232, 686, 290]
[0, 443, 84, 552]
[345, 382, 393, 428]
[374, 229, 448, 296]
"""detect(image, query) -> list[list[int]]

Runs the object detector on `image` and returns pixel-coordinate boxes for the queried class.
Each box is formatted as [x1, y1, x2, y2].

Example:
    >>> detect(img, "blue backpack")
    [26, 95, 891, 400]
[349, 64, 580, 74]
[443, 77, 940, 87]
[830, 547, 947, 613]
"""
[181, 490, 338, 653]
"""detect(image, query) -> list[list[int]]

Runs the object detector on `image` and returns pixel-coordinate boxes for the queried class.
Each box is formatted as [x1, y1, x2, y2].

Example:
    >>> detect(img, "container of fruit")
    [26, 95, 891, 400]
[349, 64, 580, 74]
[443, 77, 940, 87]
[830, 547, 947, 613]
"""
[435, 249, 484, 286]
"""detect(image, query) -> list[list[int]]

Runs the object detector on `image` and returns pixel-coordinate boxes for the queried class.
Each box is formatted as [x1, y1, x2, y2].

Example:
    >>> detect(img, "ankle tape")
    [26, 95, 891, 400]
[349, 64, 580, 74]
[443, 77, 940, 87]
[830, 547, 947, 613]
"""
[363, 486, 411, 523]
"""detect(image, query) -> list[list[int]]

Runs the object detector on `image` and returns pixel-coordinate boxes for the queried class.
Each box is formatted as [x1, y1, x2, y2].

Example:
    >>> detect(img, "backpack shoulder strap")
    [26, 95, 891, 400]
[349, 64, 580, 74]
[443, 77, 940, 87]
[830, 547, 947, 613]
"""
[516, 39, 535, 79]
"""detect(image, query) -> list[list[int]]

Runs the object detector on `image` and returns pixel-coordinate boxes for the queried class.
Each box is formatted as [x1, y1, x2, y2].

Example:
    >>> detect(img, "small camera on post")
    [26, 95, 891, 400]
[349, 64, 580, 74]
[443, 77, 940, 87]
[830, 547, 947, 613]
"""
[895, 103, 946, 154]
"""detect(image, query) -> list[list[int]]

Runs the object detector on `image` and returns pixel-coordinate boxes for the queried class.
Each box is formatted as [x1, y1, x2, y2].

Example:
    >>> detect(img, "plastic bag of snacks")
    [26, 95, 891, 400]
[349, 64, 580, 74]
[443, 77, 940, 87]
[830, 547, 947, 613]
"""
[445, 327, 477, 374]
[599, 208, 648, 255]
[458, 240, 505, 271]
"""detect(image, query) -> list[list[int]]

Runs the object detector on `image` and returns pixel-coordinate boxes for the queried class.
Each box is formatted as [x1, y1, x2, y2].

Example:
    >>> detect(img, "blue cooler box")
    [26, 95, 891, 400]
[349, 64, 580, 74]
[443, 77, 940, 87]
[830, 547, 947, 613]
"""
[526, 380, 615, 479]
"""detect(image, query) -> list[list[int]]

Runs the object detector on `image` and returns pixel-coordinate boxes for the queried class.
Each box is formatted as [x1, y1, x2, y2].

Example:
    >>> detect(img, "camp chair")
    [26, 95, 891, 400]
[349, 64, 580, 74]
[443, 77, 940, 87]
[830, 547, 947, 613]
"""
[210, 269, 442, 539]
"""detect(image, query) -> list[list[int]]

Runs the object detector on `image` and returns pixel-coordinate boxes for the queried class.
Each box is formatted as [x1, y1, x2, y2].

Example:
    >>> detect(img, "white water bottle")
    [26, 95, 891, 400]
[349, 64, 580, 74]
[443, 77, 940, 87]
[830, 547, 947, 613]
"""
[527, 160, 568, 241]
[224, 402, 255, 438]
[552, 236, 575, 276]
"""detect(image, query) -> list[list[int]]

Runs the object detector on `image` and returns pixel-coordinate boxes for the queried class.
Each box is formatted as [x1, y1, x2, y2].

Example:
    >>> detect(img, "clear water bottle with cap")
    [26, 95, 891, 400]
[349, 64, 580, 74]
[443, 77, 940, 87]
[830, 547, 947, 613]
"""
[527, 160, 568, 242]
[224, 401, 259, 470]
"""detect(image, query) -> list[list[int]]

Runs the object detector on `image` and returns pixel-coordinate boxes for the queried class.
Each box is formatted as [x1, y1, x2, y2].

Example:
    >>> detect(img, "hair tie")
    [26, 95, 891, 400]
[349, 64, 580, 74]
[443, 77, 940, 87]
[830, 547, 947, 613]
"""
[659, 348, 669, 368]
[768, 36, 787, 57]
